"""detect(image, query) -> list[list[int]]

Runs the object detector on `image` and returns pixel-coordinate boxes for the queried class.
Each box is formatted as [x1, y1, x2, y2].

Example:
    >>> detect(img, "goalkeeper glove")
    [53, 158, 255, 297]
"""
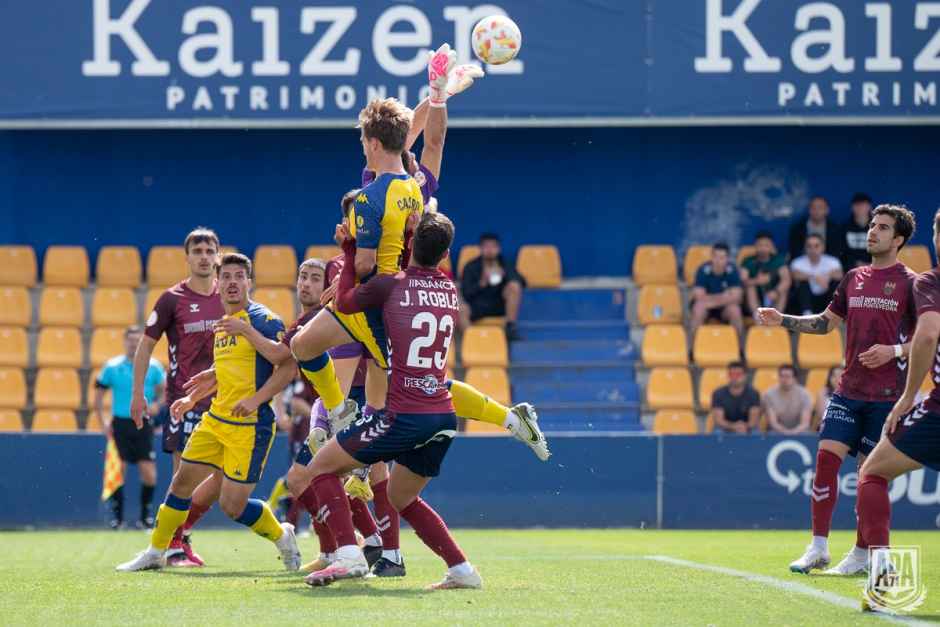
[447, 64, 485, 98]
[427, 43, 457, 107]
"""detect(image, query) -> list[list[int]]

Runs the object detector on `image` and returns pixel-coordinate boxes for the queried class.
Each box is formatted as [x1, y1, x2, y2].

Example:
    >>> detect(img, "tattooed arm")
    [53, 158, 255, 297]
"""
[755, 307, 841, 334]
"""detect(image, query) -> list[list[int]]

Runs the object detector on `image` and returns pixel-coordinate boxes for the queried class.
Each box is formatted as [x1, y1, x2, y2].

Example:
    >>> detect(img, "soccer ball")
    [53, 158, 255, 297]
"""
[471, 15, 522, 65]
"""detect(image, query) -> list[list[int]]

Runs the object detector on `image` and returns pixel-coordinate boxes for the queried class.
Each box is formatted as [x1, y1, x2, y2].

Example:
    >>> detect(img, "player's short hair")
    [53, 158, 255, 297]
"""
[754, 230, 774, 243]
[413, 212, 454, 268]
[805, 233, 824, 245]
[728, 360, 746, 372]
[851, 192, 873, 206]
[340, 188, 360, 218]
[299, 258, 326, 274]
[183, 227, 220, 253]
[479, 232, 500, 244]
[358, 98, 411, 153]
[810, 195, 829, 206]
[872, 204, 916, 250]
[778, 364, 797, 376]
[712, 242, 730, 254]
[401, 150, 415, 173]
[124, 325, 142, 337]
[218, 252, 252, 278]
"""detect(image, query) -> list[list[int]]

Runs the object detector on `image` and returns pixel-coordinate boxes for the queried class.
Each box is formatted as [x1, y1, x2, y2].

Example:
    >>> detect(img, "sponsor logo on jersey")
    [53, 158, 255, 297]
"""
[403, 374, 440, 396]
[884, 281, 896, 296]
[848, 295, 899, 312]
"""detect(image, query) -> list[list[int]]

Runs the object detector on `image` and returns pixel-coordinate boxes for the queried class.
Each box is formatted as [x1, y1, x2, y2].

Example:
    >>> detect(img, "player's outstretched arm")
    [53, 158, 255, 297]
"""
[405, 98, 430, 152]
[755, 308, 840, 334]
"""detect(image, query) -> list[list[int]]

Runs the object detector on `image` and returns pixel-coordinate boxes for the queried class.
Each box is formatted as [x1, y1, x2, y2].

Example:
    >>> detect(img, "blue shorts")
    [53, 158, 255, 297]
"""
[294, 441, 314, 467]
[889, 403, 940, 471]
[337, 410, 457, 478]
[819, 393, 893, 457]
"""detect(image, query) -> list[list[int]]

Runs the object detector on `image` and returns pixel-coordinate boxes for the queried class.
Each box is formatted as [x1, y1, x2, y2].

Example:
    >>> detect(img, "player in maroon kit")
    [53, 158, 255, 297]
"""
[302, 212, 482, 589]
[132, 227, 224, 566]
[756, 205, 917, 575]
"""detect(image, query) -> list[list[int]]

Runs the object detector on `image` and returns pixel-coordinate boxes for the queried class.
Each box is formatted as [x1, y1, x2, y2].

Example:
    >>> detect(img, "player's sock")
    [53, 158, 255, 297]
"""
[182, 501, 211, 536]
[372, 479, 400, 552]
[296, 482, 338, 552]
[109, 485, 124, 527]
[447, 379, 510, 427]
[140, 484, 155, 524]
[399, 497, 466, 567]
[811, 449, 842, 540]
[448, 561, 474, 578]
[151, 493, 191, 551]
[349, 495, 380, 540]
[298, 353, 345, 411]
[267, 477, 289, 508]
[233, 499, 284, 542]
[857, 474, 891, 548]
[311, 473, 358, 548]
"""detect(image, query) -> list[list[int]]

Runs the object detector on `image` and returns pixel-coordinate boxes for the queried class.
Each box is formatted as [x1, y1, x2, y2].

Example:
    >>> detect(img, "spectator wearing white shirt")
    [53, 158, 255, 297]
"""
[790, 234, 843, 315]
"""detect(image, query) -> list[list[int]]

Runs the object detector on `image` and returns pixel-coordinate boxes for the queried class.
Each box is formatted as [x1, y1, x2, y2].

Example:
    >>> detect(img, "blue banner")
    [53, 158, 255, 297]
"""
[0, 1, 937, 125]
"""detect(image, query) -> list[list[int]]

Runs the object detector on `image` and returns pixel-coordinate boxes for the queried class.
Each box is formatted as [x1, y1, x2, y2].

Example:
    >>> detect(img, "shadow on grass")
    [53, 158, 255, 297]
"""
[278, 579, 433, 599]
[158, 569, 295, 580]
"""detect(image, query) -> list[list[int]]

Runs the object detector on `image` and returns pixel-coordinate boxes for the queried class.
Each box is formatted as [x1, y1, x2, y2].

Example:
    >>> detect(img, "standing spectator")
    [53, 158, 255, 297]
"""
[813, 365, 844, 432]
[840, 192, 874, 270]
[460, 233, 526, 340]
[790, 234, 843, 314]
[689, 243, 744, 344]
[788, 196, 843, 260]
[709, 361, 761, 434]
[94, 325, 166, 529]
[740, 231, 791, 316]
[763, 365, 813, 434]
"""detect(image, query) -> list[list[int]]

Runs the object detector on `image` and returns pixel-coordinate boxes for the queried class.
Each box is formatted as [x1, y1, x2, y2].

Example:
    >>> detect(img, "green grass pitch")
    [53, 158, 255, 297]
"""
[1, 529, 938, 625]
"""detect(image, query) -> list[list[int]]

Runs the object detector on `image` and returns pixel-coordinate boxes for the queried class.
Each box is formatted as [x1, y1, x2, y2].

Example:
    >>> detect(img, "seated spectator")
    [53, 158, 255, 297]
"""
[763, 365, 813, 434]
[840, 192, 873, 270]
[813, 365, 843, 432]
[690, 243, 744, 344]
[460, 233, 526, 340]
[788, 195, 844, 260]
[790, 234, 843, 314]
[740, 231, 791, 315]
[709, 361, 761, 434]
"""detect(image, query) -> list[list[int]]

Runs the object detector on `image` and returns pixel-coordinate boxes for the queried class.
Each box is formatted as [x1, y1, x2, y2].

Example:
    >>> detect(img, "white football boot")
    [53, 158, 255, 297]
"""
[304, 551, 370, 587]
[824, 547, 869, 576]
[789, 544, 831, 574]
[275, 522, 302, 571]
[328, 399, 359, 433]
[508, 403, 551, 461]
[115, 548, 165, 572]
[428, 568, 484, 590]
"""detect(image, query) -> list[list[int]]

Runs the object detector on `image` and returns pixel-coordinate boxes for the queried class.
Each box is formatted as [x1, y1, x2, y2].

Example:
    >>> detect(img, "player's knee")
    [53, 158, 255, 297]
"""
[289, 334, 313, 361]
[219, 494, 247, 519]
[388, 490, 414, 513]
[286, 465, 309, 498]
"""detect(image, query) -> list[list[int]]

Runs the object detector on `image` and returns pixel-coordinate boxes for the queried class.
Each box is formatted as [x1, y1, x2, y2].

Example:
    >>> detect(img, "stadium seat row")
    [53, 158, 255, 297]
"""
[0, 409, 100, 433]
[0, 326, 170, 369]
[647, 366, 827, 411]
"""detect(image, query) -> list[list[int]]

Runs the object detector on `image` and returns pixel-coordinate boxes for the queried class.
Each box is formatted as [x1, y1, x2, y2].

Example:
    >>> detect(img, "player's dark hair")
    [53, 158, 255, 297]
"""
[805, 233, 824, 246]
[358, 98, 411, 153]
[401, 150, 416, 174]
[479, 232, 500, 244]
[413, 212, 454, 268]
[851, 192, 873, 206]
[778, 364, 797, 376]
[712, 242, 730, 254]
[754, 230, 774, 242]
[340, 189, 360, 219]
[218, 252, 253, 279]
[872, 204, 916, 250]
[810, 195, 828, 206]
[183, 227, 220, 253]
[728, 361, 745, 371]
[124, 325, 142, 337]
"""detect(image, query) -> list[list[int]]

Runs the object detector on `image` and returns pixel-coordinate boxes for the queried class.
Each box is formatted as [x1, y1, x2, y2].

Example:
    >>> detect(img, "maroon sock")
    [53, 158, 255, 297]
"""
[286, 498, 301, 528]
[349, 496, 379, 539]
[811, 449, 842, 537]
[372, 479, 400, 550]
[296, 485, 337, 554]
[183, 502, 211, 533]
[311, 474, 357, 547]
[399, 497, 466, 567]
[858, 475, 891, 548]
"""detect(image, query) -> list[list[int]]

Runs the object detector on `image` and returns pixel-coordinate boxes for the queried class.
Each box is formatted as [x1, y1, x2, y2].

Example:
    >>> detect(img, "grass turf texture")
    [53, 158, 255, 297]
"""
[1, 529, 938, 625]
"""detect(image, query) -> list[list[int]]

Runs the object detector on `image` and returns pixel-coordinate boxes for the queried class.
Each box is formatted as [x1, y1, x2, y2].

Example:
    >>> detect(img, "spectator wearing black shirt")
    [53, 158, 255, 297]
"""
[460, 233, 526, 340]
[840, 192, 874, 269]
[709, 361, 761, 434]
[788, 195, 844, 261]
[690, 243, 744, 344]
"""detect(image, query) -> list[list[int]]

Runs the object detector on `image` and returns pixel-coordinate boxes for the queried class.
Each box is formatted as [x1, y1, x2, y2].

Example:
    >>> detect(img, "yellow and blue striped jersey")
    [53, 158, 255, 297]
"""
[208, 301, 285, 426]
[350, 173, 424, 275]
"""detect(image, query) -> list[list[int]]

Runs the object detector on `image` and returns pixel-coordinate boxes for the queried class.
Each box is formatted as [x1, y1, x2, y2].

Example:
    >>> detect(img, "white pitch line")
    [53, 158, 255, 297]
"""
[645, 556, 930, 626]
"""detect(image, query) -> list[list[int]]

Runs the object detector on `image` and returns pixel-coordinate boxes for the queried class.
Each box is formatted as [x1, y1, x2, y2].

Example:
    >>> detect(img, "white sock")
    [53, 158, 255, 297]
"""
[335, 544, 362, 561]
[448, 561, 473, 577]
[852, 545, 868, 560]
[382, 549, 402, 564]
[364, 533, 382, 548]
[502, 411, 519, 431]
[146, 546, 164, 557]
[811, 536, 828, 552]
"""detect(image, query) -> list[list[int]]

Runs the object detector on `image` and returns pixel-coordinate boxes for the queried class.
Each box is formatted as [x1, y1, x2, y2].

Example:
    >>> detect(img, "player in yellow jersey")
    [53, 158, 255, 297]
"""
[116, 253, 302, 572]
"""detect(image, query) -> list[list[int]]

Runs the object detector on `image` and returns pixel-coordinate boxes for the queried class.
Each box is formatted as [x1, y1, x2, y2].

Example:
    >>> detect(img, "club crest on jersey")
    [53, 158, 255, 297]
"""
[190, 303, 200, 313]
[403, 374, 440, 396]
[884, 281, 896, 296]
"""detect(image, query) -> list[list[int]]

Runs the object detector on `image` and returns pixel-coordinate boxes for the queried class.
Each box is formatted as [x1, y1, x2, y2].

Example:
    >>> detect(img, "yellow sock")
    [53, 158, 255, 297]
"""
[267, 477, 288, 508]
[151, 494, 190, 551]
[299, 353, 345, 410]
[449, 379, 510, 426]
[235, 499, 284, 542]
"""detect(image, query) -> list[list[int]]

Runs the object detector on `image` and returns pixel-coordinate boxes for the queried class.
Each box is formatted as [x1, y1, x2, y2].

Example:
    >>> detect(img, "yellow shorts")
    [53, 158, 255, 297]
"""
[180, 413, 275, 484]
[329, 305, 389, 369]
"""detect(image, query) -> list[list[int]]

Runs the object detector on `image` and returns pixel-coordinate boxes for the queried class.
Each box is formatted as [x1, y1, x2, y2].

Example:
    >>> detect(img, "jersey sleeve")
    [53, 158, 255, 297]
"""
[145, 290, 176, 341]
[726, 266, 742, 288]
[913, 272, 940, 315]
[418, 163, 439, 198]
[351, 191, 382, 249]
[96, 364, 113, 388]
[325, 256, 344, 285]
[252, 311, 287, 342]
[694, 266, 708, 289]
[827, 270, 853, 319]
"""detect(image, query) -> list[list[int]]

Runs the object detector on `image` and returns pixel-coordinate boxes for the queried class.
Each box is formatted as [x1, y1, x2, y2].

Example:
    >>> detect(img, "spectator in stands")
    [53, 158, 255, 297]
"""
[813, 365, 843, 432]
[94, 325, 166, 530]
[840, 192, 874, 269]
[763, 365, 813, 434]
[740, 231, 791, 316]
[790, 234, 843, 315]
[788, 195, 843, 260]
[709, 361, 761, 434]
[460, 233, 526, 340]
[689, 242, 744, 344]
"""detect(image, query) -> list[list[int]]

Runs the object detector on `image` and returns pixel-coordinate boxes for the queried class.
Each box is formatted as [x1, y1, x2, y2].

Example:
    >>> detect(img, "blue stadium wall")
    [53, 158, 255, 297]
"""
[1, 125, 939, 277]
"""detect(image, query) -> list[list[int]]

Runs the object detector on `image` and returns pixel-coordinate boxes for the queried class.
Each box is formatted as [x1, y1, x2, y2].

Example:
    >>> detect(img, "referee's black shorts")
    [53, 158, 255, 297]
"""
[112, 419, 155, 463]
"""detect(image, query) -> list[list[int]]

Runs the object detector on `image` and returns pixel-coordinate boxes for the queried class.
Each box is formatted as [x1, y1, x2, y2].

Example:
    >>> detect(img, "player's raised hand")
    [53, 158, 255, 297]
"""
[755, 307, 783, 326]
[427, 43, 457, 107]
[170, 396, 196, 423]
[130, 392, 147, 429]
[320, 278, 339, 306]
[405, 208, 420, 235]
[232, 396, 260, 418]
[215, 316, 249, 336]
[884, 394, 915, 434]
[446, 64, 485, 97]
[858, 344, 895, 369]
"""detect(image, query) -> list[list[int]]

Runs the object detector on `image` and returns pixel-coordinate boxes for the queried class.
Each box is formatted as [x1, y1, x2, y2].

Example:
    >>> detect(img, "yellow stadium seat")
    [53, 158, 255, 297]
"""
[647, 367, 694, 410]
[804, 367, 831, 399]
[304, 245, 341, 263]
[737, 245, 757, 266]
[0, 246, 37, 287]
[220, 246, 239, 256]
[254, 288, 296, 324]
[692, 325, 739, 367]
[0, 368, 27, 409]
[899, 245, 932, 274]
[39, 287, 84, 327]
[85, 411, 106, 432]
[438, 254, 453, 275]
[637, 285, 682, 325]
[43, 246, 90, 287]
[752, 367, 780, 395]
[457, 245, 480, 277]
[698, 367, 730, 410]
[90, 327, 126, 368]
[87, 368, 111, 409]
[477, 317, 506, 327]
[464, 367, 511, 405]
[147, 246, 188, 288]
[641, 324, 688, 367]
[152, 334, 170, 369]
[0, 287, 31, 327]
[683, 245, 712, 285]
[31, 409, 78, 432]
[517, 245, 562, 288]
[798, 331, 843, 369]
[0, 409, 23, 432]
[36, 327, 83, 368]
[0, 327, 29, 368]
[464, 418, 507, 434]
[254, 245, 298, 287]
[144, 287, 164, 320]
[653, 409, 699, 435]
[96, 246, 142, 288]
[745, 327, 792, 367]
[462, 326, 508, 367]
[34, 368, 81, 410]
[92, 288, 137, 327]
[633, 245, 678, 286]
